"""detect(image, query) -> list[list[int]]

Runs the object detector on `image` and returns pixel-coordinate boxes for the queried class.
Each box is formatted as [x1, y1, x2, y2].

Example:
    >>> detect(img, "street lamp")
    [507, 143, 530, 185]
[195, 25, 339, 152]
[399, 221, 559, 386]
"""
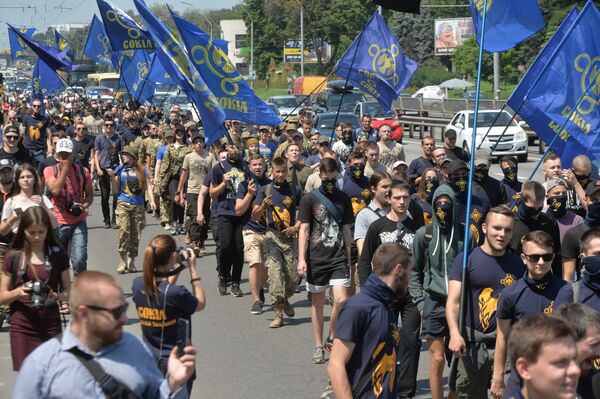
[239, 3, 254, 88]
[300, 1, 304, 77]
[181, 2, 212, 37]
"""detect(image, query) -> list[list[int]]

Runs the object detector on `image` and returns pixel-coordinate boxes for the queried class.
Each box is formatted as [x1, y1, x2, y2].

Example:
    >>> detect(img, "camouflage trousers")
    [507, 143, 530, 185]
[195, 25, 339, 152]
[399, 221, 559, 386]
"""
[265, 230, 298, 305]
[116, 201, 146, 256]
[154, 184, 171, 224]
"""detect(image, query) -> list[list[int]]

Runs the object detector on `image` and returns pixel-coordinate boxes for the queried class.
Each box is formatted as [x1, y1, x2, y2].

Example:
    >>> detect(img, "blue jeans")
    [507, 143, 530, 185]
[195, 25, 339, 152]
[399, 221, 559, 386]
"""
[56, 221, 88, 275]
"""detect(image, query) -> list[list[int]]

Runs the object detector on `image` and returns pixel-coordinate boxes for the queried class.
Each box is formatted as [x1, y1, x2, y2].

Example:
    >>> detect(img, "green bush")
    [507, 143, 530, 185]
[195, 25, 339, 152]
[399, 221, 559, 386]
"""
[409, 59, 455, 89]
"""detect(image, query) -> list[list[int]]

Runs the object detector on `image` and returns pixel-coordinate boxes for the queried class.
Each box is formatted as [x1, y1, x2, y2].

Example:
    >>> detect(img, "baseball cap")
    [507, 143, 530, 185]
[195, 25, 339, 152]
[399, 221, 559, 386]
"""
[546, 178, 568, 194]
[246, 137, 259, 146]
[444, 129, 457, 139]
[447, 159, 469, 175]
[163, 128, 175, 138]
[318, 135, 330, 145]
[3, 126, 19, 136]
[286, 121, 299, 131]
[55, 138, 74, 153]
[474, 149, 491, 166]
[585, 180, 600, 197]
[392, 160, 408, 170]
[259, 125, 271, 131]
[0, 159, 15, 171]
[191, 132, 205, 142]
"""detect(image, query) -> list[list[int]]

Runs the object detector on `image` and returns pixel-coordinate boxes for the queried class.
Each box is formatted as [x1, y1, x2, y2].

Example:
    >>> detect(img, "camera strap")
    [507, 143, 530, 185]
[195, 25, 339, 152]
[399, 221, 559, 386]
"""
[59, 339, 139, 399]
[156, 282, 170, 371]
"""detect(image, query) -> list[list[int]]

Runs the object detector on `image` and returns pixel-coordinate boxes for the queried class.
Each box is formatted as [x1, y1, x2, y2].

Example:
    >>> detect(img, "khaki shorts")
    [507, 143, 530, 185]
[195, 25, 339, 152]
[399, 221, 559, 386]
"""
[243, 230, 265, 267]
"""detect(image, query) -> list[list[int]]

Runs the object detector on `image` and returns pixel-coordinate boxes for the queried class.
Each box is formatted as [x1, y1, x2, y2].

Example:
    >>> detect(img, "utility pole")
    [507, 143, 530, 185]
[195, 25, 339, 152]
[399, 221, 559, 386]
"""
[300, 2, 304, 76]
[240, 4, 254, 88]
[493, 52, 500, 99]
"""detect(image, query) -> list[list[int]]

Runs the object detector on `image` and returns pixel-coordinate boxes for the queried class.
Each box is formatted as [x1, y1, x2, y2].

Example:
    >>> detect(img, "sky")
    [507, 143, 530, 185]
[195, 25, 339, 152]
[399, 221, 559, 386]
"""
[0, 0, 239, 51]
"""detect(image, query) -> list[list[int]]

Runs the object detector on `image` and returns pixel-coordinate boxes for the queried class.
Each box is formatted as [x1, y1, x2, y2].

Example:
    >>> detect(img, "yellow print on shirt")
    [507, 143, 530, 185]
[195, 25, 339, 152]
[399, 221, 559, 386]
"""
[137, 306, 177, 328]
[351, 197, 367, 217]
[28, 124, 41, 141]
[371, 342, 397, 397]
[272, 206, 291, 230]
[544, 301, 554, 314]
[500, 273, 516, 287]
[479, 287, 498, 332]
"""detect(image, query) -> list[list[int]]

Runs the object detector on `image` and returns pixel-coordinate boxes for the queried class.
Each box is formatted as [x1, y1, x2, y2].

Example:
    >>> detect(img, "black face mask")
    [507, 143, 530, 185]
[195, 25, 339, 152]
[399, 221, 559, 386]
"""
[585, 202, 600, 226]
[474, 167, 488, 184]
[434, 202, 453, 231]
[502, 167, 518, 183]
[350, 164, 365, 180]
[518, 202, 543, 221]
[547, 194, 568, 218]
[582, 255, 600, 291]
[574, 172, 590, 189]
[320, 178, 337, 194]
[342, 130, 353, 144]
[450, 175, 468, 193]
[424, 178, 439, 202]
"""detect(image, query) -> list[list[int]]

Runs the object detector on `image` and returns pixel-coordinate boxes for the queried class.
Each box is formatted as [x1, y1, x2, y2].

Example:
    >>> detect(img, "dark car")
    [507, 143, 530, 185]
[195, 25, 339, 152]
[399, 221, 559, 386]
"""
[313, 112, 361, 138]
[312, 80, 367, 114]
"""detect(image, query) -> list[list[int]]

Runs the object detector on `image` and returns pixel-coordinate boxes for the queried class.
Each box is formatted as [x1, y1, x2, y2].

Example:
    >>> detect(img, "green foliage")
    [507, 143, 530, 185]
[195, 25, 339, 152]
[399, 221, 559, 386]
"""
[410, 59, 455, 88]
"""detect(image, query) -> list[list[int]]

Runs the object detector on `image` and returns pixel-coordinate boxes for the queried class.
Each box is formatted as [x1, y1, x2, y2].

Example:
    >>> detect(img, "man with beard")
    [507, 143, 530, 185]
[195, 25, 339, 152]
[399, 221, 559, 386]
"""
[0, 125, 33, 165]
[22, 98, 50, 164]
[13, 271, 196, 398]
[328, 243, 412, 399]
[473, 149, 508, 207]
[298, 157, 353, 365]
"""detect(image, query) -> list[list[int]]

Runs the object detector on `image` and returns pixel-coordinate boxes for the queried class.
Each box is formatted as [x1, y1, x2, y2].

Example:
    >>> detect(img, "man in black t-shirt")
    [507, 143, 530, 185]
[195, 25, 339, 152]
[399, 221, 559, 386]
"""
[408, 136, 436, 186]
[22, 98, 50, 164]
[473, 149, 508, 207]
[298, 158, 353, 365]
[0, 125, 33, 166]
[443, 129, 469, 162]
[357, 181, 421, 398]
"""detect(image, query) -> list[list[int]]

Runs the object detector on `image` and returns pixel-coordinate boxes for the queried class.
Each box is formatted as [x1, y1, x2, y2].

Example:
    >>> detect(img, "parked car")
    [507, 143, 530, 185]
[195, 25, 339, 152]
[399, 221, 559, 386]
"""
[267, 103, 281, 119]
[312, 80, 367, 114]
[445, 109, 529, 162]
[267, 95, 300, 118]
[353, 101, 403, 142]
[162, 93, 199, 122]
[412, 85, 445, 110]
[313, 112, 361, 138]
[86, 86, 112, 98]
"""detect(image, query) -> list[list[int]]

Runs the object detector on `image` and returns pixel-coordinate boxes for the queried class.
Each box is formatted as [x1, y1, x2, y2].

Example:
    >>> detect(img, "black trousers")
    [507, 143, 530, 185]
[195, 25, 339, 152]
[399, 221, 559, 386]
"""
[168, 178, 184, 225]
[217, 215, 244, 284]
[99, 170, 117, 223]
[185, 193, 209, 243]
[397, 293, 422, 399]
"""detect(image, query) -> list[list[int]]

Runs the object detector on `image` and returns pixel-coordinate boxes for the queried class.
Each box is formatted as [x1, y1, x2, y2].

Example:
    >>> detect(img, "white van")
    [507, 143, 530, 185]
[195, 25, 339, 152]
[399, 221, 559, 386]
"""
[411, 86, 445, 110]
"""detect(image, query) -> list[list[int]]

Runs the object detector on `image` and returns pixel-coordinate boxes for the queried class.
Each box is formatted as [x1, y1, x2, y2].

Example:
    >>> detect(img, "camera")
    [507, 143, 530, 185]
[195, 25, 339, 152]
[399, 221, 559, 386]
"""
[67, 202, 83, 216]
[24, 281, 48, 310]
[175, 247, 189, 267]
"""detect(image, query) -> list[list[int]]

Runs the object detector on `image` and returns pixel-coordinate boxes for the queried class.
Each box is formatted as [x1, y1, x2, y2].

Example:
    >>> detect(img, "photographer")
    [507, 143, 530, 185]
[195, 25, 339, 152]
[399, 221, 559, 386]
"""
[0, 206, 70, 370]
[44, 138, 93, 277]
[111, 144, 156, 274]
[132, 234, 205, 394]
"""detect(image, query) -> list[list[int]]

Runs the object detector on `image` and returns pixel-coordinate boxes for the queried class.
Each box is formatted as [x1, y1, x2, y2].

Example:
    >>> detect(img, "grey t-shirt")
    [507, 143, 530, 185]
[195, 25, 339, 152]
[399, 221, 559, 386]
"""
[354, 202, 390, 241]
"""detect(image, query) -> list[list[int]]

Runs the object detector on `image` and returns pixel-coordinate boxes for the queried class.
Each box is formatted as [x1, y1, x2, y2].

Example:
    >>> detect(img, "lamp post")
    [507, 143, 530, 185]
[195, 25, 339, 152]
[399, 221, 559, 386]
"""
[300, 2, 304, 76]
[239, 3, 254, 88]
[181, 2, 212, 37]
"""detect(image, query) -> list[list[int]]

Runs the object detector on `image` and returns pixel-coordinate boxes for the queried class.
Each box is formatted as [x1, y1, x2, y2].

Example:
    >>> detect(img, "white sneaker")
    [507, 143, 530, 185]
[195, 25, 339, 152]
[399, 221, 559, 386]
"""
[164, 223, 172, 231]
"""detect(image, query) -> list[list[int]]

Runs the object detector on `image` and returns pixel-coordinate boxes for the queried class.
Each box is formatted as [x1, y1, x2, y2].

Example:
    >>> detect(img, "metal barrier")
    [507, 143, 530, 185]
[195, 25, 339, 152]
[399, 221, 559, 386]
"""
[393, 97, 508, 118]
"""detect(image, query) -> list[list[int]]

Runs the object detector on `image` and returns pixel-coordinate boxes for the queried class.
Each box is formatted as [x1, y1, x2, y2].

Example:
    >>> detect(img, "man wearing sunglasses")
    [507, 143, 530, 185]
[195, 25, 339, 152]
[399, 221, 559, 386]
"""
[94, 115, 122, 229]
[491, 231, 567, 399]
[22, 99, 50, 164]
[14, 271, 196, 398]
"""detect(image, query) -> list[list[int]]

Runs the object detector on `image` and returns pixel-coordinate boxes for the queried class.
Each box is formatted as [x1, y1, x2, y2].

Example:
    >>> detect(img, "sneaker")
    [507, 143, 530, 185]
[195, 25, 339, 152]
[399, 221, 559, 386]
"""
[104, 222, 111, 229]
[250, 301, 262, 315]
[231, 284, 243, 297]
[218, 280, 228, 295]
[164, 223, 172, 231]
[282, 299, 295, 318]
[259, 288, 265, 304]
[312, 346, 325, 364]
[320, 384, 334, 399]
[197, 246, 207, 255]
[324, 337, 334, 353]
[177, 227, 185, 235]
[170, 227, 178, 235]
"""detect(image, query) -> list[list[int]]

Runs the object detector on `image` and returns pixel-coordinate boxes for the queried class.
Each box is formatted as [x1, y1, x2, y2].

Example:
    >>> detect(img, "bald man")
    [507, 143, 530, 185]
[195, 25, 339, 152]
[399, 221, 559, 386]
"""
[14, 271, 196, 399]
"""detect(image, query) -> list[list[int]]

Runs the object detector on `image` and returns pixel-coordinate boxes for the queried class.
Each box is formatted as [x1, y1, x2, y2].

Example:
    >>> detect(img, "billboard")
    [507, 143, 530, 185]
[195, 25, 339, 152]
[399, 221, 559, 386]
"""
[283, 40, 330, 63]
[434, 18, 474, 56]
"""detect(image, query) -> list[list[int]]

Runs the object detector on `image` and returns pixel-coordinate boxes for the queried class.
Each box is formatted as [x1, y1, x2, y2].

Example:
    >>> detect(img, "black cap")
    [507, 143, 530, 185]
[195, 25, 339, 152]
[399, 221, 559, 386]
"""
[585, 180, 600, 197]
[447, 159, 469, 175]
[444, 129, 457, 139]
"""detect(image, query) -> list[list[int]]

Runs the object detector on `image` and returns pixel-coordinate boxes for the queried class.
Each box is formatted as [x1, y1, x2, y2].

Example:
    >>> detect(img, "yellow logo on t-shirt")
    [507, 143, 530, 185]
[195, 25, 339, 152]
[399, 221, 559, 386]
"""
[478, 287, 498, 332]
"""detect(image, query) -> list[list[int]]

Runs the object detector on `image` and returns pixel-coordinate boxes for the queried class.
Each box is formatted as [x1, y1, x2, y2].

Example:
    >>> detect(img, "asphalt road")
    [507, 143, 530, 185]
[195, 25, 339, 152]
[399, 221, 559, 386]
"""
[0, 140, 546, 399]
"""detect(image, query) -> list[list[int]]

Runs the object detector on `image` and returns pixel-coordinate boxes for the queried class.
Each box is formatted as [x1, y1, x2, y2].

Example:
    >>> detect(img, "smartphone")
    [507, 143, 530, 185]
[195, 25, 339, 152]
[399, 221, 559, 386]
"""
[175, 318, 190, 357]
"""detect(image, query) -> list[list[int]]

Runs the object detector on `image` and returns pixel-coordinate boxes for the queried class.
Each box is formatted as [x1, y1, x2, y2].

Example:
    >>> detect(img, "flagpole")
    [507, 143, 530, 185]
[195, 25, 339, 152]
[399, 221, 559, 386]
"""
[449, 0, 488, 391]
[278, 68, 335, 125]
[509, 66, 600, 210]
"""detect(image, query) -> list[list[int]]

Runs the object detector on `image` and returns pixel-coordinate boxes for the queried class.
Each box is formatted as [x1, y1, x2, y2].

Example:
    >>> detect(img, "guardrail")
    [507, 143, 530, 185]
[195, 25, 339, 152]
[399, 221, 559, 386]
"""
[393, 97, 508, 118]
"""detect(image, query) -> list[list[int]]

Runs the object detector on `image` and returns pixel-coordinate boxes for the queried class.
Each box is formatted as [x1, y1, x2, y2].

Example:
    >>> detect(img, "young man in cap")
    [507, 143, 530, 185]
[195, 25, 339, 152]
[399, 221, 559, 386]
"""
[306, 135, 332, 169]
[45, 138, 93, 276]
[473, 149, 508, 207]
[154, 128, 175, 229]
[0, 125, 33, 165]
[177, 131, 215, 253]
[273, 121, 300, 160]
[545, 178, 583, 243]
[443, 128, 468, 161]
[258, 125, 277, 160]
[94, 116, 122, 229]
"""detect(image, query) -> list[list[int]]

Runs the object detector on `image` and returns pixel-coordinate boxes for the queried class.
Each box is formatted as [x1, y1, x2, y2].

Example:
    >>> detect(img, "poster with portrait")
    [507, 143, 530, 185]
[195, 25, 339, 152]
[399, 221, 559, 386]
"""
[434, 18, 474, 56]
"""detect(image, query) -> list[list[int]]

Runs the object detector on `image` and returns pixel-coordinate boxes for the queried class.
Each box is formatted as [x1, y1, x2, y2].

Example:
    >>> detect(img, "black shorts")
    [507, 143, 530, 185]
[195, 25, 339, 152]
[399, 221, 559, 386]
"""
[421, 294, 449, 339]
[306, 262, 350, 293]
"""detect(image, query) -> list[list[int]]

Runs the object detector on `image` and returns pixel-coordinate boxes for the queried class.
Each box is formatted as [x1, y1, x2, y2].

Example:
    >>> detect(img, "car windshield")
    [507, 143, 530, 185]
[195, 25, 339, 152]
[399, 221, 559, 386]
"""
[271, 97, 299, 108]
[328, 92, 365, 107]
[468, 112, 516, 128]
[363, 102, 395, 118]
[317, 115, 359, 130]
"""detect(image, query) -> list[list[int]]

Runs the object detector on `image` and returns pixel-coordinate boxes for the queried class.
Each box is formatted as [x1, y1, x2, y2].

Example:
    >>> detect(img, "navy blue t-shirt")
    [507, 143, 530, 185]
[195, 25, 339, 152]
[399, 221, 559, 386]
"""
[453, 189, 490, 245]
[497, 272, 567, 322]
[343, 174, 372, 219]
[131, 278, 199, 358]
[94, 133, 122, 169]
[408, 156, 435, 180]
[203, 171, 217, 213]
[23, 113, 49, 150]
[236, 177, 270, 233]
[255, 180, 302, 231]
[211, 157, 247, 217]
[449, 247, 525, 334]
[555, 279, 600, 311]
[335, 283, 401, 399]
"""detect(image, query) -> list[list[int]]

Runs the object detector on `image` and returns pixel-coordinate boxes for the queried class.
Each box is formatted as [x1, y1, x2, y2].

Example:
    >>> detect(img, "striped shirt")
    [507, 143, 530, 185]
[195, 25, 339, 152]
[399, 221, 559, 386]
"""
[13, 322, 186, 399]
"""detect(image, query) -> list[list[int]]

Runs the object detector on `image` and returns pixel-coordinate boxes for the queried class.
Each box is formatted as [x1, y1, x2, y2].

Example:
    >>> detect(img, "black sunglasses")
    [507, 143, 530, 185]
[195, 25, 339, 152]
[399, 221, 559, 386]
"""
[523, 253, 554, 263]
[5, 135, 19, 141]
[85, 302, 129, 319]
[104, 123, 114, 127]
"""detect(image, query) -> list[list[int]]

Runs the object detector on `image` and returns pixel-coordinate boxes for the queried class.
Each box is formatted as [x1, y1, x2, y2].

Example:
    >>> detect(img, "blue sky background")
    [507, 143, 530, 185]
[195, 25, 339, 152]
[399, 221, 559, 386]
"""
[0, 0, 239, 52]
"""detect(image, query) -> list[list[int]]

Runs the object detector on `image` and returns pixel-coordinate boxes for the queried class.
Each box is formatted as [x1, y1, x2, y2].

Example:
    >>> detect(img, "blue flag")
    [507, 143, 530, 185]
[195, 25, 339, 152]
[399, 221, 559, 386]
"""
[148, 57, 174, 84]
[134, 0, 226, 146]
[469, 0, 545, 52]
[8, 25, 74, 72]
[54, 30, 75, 61]
[170, 9, 281, 126]
[120, 51, 155, 104]
[8, 27, 35, 60]
[83, 15, 119, 67]
[335, 12, 418, 112]
[32, 59, 65, 100]
[508, 8, 580, 108]
[512, 1, 600, 166]
[213, 39, 229, 56]
[97, 0, 153, 52]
